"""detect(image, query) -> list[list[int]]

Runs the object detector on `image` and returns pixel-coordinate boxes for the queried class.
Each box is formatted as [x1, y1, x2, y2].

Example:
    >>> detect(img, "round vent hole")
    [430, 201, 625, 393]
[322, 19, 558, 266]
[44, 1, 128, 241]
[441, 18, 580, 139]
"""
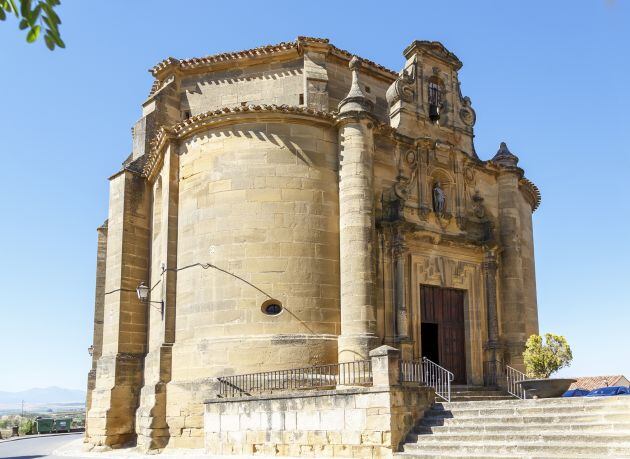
[261, 300, 283, 316]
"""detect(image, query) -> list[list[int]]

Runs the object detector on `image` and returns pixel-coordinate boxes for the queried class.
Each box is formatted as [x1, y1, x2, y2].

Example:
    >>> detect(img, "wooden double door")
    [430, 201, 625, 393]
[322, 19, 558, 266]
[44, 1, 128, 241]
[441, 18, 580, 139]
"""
[420, 285, 467, 384]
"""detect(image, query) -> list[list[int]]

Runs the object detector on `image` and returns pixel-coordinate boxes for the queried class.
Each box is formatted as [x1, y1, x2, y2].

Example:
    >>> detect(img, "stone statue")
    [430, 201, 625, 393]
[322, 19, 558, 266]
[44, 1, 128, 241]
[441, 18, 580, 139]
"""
[433, 181, 446, 215]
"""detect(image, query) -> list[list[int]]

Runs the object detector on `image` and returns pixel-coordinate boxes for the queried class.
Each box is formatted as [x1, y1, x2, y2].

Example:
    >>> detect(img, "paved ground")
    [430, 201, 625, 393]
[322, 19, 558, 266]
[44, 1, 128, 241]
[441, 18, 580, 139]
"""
[0, 433, 84, 459]
[0, 434, 294, 459]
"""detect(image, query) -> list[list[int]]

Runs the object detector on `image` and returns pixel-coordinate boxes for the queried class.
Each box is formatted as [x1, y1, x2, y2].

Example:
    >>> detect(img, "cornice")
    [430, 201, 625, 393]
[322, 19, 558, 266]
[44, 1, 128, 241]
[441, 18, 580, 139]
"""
[143, 104, 336, 179]
[519, 177, 542, 212]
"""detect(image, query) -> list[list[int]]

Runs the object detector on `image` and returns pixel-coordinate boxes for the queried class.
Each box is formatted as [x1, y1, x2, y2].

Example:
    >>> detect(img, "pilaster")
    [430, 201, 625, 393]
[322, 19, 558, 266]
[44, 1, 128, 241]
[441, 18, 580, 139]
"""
[303, 47, 329, 111]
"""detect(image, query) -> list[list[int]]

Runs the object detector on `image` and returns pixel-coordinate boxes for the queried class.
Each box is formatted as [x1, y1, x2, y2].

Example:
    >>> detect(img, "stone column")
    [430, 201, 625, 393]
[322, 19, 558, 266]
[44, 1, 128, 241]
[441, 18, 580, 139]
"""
[86, 170, 150, 449]
[392, 229, 409, 342]
[493, 143, 527, 369]
[336, 57, 378, 363]
[483, 249, 500, 385]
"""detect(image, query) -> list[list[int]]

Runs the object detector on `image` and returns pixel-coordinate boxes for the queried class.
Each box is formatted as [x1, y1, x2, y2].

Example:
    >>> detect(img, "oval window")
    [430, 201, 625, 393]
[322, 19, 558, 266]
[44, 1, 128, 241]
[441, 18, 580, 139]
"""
[261, 299, 283, 316]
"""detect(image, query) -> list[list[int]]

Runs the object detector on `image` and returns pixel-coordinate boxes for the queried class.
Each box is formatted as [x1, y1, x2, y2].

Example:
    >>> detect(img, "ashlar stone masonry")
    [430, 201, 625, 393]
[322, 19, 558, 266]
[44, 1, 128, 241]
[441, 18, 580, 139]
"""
[86, 36, 540, 452]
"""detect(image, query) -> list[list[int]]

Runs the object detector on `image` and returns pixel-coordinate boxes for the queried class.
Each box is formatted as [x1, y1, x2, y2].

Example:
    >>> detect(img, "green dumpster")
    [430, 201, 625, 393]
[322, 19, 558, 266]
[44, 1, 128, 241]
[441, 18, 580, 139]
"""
[53, 418, 72, 433]
[35, 418, 54, 434]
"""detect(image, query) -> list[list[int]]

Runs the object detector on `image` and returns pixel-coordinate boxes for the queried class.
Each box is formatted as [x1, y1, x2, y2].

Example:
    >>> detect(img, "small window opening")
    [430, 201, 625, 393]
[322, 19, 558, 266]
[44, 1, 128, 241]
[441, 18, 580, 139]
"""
[261, 299, 283, 316]
[298, 93, 304, 105]
[428, 82, 441, 123]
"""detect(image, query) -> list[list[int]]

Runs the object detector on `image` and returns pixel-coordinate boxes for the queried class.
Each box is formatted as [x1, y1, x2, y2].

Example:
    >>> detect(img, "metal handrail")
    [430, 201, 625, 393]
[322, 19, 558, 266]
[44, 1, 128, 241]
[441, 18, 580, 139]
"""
[399, 358, 454, 402]
[505, 364, 527, 399]
[422, 357, 454, 402]
[216, 360, 372, 398]
[400, 359, 424, 384]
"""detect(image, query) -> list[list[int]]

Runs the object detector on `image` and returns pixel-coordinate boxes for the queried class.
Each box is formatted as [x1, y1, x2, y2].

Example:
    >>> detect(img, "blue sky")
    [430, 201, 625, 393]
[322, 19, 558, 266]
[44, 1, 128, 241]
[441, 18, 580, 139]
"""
[0, 1, 628, 392]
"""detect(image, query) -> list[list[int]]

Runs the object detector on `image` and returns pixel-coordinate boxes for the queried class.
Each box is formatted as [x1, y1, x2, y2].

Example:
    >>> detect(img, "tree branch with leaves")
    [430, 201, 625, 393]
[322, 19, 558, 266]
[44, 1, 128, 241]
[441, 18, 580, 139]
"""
[0, 0, 64, 50]
[523, 333, 573, 379]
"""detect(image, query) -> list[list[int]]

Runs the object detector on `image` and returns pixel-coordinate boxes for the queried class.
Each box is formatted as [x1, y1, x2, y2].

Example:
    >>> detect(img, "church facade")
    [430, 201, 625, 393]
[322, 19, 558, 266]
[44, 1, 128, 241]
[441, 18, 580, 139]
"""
[86, 37, 540, 450]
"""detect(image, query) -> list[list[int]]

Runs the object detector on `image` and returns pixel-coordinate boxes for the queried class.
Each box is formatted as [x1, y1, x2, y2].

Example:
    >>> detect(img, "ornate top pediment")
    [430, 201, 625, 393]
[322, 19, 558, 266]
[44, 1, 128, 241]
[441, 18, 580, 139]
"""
[403, 41, 463, 70]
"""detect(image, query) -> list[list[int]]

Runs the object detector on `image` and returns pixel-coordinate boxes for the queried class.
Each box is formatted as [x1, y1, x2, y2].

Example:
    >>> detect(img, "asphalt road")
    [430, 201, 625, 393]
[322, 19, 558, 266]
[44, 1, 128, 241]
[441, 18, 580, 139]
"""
[0, 433, 83, 459]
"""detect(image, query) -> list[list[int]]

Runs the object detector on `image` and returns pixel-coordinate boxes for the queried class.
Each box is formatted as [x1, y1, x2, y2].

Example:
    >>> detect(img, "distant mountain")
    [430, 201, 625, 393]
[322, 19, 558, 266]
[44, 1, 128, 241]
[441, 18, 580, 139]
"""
[0, 386, 86, 404]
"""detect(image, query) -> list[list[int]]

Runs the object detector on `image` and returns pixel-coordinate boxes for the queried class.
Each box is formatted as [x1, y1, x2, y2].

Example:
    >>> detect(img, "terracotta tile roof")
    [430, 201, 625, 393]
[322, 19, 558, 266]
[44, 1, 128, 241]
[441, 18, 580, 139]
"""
[520, 177, 542, 212]
[569, 375, 629, 391]
[148, 36, 398, 81]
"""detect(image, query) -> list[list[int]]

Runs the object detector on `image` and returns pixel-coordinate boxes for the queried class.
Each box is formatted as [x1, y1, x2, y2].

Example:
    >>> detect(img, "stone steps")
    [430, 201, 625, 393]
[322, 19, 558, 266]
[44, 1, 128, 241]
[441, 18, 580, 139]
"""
[397, 395, 630, 458]
[401, 440, 630, 457]
[429, 401, 630, 415]
[437, 396, 630, 408]
[406, 431, 630, 443]
[415, 421, 630, 434]
[420, 412, 630, 426]
[447, 387, 515, 403]
[400, 440, 630, 457]
[449, 395, 514, 402]
[398, 448, 630, 459]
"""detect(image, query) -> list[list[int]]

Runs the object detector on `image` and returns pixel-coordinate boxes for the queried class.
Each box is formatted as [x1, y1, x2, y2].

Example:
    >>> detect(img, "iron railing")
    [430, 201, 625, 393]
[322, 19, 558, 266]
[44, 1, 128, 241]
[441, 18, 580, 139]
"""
[505, 364, 527, 399]
[400, 357, 453, 402]
[400, 359, 424, 384]
[422, 357, 454, 402]
[216, 360, 372, 398]
[484, 361, 528, 399]
[217, 356, 455, 401]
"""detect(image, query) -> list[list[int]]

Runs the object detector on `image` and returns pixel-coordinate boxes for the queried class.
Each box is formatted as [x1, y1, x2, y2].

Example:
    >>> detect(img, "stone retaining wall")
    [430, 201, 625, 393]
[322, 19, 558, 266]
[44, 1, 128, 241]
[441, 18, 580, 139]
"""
[204, 385, 433, 458]
[203, 346, 434, 458]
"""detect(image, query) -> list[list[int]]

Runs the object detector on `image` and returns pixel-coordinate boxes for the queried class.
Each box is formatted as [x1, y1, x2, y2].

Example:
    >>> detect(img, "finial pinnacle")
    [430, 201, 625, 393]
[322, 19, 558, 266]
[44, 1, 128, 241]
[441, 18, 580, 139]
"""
[349, 55, 361, 71]
[492, 141, 519, 167]
[338, 56, 374, 115]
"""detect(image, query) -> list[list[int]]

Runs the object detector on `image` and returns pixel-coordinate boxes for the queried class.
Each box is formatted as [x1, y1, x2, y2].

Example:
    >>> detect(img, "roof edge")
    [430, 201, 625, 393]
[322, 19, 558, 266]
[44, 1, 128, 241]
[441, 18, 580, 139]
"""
[148, 36, 398, 82]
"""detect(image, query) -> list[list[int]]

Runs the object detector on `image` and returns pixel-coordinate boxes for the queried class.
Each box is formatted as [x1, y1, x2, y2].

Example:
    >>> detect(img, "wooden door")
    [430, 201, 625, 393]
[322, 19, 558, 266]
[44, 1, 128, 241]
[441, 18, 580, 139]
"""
[420, 285, 467, 384]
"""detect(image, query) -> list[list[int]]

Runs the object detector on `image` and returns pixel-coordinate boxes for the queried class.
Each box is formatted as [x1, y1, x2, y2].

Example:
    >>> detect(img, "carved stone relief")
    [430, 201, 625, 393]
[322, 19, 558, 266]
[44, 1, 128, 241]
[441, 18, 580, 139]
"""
[459, 96, 476, 127]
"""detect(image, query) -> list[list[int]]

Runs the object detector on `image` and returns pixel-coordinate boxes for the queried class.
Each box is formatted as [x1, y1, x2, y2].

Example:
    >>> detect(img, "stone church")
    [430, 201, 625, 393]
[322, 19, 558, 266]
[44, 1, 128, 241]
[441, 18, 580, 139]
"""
[86, 37, 540, 451]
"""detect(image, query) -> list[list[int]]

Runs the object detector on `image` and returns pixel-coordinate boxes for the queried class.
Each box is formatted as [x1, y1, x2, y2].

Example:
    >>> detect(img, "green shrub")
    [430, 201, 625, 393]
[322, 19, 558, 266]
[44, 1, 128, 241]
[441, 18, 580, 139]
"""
[18, 419, 33, 435]
[523, 333, 573, 379]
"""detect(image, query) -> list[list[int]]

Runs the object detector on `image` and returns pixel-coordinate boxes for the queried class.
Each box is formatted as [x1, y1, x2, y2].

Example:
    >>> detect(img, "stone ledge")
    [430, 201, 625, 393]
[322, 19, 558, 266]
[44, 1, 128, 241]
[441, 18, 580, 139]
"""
[205, 386, 385, 405]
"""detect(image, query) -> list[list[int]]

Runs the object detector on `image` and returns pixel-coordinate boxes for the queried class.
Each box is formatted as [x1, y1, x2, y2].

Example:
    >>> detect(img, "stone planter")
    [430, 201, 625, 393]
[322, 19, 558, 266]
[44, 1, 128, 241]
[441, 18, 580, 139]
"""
[517, 378, 576, 399]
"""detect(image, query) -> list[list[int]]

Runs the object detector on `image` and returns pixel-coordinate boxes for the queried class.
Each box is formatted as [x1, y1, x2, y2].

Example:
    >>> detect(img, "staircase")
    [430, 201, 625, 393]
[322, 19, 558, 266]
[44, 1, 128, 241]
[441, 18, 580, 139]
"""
[448, 385, 514, 402]
[398, 392, 630, 458]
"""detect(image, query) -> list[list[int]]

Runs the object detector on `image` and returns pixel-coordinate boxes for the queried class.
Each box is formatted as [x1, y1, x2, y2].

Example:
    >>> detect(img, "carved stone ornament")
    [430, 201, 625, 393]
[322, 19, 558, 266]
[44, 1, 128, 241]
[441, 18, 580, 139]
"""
[492, 142, 519, 167]
[405, 150, 417, 165]
[463, 165, 475, 185]
[472, 191, 486, 219]
[382, 178, 409, 223]
[386, 59, 416, 108]
[459, 96, 476, 127]
[432, 181, 446, 215]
